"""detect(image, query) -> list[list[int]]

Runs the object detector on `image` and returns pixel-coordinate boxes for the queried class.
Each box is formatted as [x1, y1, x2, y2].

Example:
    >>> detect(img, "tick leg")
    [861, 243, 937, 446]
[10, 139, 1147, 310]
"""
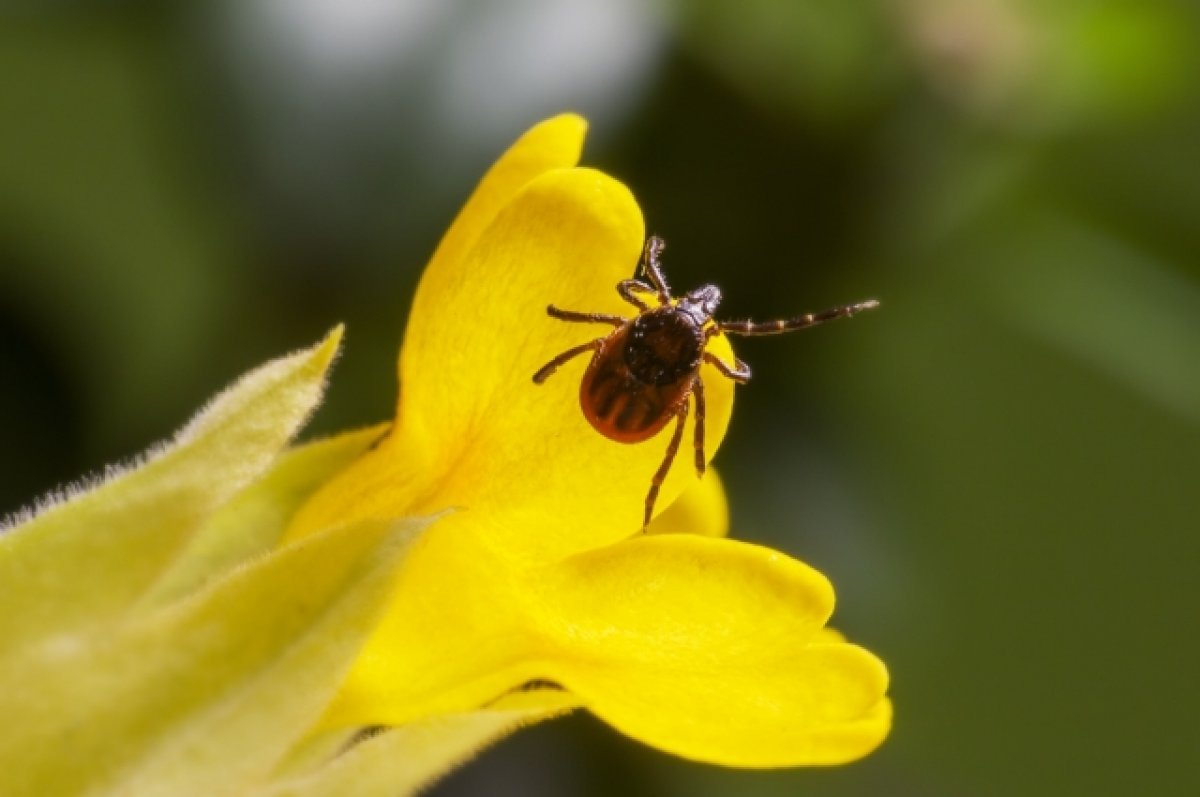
[640, 236, 672, 304]
[617, 279, 656, 311]
[643, 401, 688, 529]
[547, 305, 625, 326]
[703, 351, 752, 383]
[719, 299, 880, 336]
[532, 339, 601, 384]
[692, 378, 706, 477]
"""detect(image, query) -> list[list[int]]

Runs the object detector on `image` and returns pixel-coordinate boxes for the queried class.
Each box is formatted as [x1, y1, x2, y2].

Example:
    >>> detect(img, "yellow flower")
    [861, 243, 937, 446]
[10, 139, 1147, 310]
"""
[285, 114, 891, 767]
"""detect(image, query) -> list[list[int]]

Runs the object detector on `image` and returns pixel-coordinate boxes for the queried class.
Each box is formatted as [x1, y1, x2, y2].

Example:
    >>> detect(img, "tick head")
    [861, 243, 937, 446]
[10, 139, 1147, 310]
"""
[680, 284, 722, 325]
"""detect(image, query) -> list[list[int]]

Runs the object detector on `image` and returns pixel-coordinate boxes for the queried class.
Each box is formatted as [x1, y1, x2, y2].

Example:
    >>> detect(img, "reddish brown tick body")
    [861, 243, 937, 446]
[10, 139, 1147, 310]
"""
[533, 236, 879, 529]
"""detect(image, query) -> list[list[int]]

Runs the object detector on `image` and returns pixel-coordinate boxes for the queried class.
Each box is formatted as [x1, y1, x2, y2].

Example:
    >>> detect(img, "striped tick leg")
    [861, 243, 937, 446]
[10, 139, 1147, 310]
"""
[692, 377, 706, 476]
[639, 236, 672, 304]
[643, 400, 688, 529]
[546, 305, 626, 326]
[702, 350, 752, 383]
[617, 279, 660, 311]
[533, 339, 602, 384]
[720, 299, 880, 336]
[534, 305, 625, 383]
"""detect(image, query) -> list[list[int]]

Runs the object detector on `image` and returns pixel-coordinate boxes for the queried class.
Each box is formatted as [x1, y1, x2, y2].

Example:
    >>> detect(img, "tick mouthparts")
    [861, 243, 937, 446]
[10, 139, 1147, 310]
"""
[855, 299, 881, 313]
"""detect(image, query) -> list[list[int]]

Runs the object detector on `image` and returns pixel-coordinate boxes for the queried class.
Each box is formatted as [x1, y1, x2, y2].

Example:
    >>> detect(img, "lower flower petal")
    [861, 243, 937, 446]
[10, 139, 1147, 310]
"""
[319, 527, 546, 728]
[316, 530, 888, 769]
[526, 535, 891, 766]
[561, 645, 890, 767]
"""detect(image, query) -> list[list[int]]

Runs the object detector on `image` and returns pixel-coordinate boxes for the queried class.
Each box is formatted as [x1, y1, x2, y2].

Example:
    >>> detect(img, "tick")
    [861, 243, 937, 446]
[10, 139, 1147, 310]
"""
[533, 236, 879, 528]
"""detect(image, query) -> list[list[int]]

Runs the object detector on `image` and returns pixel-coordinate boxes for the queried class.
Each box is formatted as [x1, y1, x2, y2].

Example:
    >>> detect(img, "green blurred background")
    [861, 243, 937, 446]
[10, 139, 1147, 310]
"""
[3, 1, 1198, 795]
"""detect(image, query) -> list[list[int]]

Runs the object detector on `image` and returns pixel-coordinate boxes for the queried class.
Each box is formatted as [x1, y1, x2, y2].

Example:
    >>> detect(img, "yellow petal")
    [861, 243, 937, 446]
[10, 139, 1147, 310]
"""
[289, 166, 737, 560]
[646, 469, 729, 537]
[320, 532, 547, 728]
[527, 535, 891, 766]
[569, 649, 891, 767]
[317, 474, 728, 728]
[416, 113, 588, 329]
[324, 533, 888, 764]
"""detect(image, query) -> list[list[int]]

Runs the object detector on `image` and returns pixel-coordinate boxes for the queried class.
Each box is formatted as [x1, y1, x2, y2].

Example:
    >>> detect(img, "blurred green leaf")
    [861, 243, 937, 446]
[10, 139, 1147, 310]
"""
[980, 216, 1200, 423]
[0, 328, 342, 647]
[258, 697, 578, 797]
[141, 423, 390, 606]
[674, 0, 898, 123]
[0, 20, 241, 439]
[1033, 0, 1195, 125]
[0, 515, 423, 797]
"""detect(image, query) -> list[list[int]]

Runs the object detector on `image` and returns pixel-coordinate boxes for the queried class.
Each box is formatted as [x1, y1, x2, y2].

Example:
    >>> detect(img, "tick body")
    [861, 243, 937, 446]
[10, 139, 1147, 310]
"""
[581, 306, 705, 443]
[533, 236, 879, 529]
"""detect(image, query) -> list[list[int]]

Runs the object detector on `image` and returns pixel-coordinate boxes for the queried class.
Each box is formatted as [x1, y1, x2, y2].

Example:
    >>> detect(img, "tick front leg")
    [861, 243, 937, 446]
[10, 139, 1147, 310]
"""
[640, 236, 672, 304]
[702, 350, 752, 383]
[617, 279, 657, 311]
[532, 339, 601, 384]
[547, 305, 626, 326]
[692, 377, 706, 477]
[643, 401, 688, 529]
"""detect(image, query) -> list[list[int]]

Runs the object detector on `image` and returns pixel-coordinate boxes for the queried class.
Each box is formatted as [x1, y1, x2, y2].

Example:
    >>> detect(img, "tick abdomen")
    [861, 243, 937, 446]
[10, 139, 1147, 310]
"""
[578, 318, 698, 444]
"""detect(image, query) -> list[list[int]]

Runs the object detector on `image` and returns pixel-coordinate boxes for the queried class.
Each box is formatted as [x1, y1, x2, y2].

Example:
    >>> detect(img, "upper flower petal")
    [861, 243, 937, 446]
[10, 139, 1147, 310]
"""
[321, 531, 890, 767]
[288, 143, 737, 560]
[421, 113, 588, 293]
